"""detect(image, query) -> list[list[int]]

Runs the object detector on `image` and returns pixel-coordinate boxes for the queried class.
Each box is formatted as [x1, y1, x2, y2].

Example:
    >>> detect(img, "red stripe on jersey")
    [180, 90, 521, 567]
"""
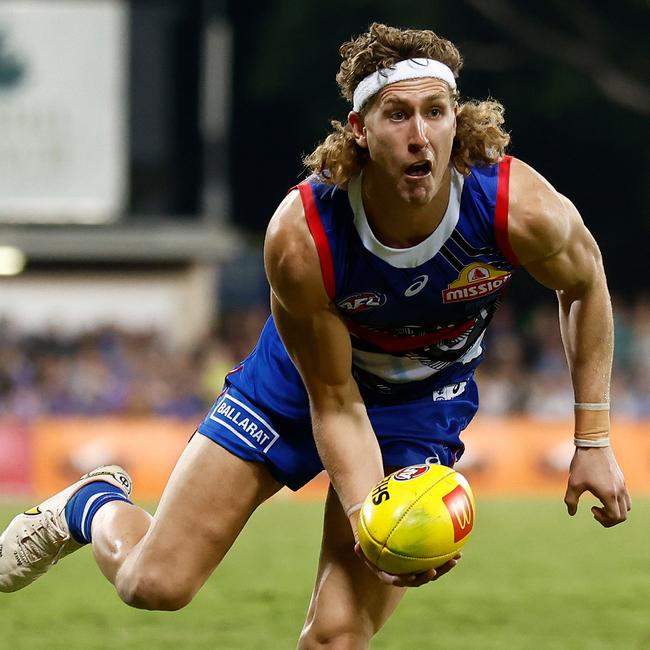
[298, 182, 336, 300]
[494, 155, 520, 267]
[346, 319, 475, 353]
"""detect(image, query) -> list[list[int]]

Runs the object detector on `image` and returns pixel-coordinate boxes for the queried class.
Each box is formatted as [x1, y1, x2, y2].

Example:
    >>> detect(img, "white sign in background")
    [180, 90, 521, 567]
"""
[0, 0, 128, 223]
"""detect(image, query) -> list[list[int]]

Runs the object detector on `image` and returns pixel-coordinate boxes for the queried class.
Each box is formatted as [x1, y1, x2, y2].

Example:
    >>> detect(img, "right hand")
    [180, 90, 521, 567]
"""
[354, 542, 461, 587]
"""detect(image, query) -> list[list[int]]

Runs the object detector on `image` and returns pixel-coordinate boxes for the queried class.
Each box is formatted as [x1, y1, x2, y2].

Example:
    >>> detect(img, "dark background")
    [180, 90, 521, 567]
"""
[128, 0, 649, 299]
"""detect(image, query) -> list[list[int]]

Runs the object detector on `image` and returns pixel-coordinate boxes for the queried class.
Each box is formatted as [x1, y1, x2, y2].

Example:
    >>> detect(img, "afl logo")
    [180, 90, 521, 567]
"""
[393, 464, 430, 481]
[404, 274, 429, 297]
[337, 291, 386, 313]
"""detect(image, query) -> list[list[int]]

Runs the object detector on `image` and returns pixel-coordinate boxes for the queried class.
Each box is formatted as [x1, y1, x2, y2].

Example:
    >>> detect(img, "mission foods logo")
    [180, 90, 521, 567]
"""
[337, 291, 386, 313]
[442, 483, 475, 542]
[442, 263, 511, 304]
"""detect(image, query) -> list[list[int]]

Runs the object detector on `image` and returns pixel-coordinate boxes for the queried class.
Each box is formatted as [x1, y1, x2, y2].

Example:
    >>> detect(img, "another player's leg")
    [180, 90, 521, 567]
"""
[90, 434, 283, 610]
[297, 484, 407, 650]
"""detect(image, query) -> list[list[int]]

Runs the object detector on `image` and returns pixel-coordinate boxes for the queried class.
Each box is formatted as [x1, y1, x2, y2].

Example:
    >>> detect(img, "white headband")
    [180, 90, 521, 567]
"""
[352, 58, 457, 112]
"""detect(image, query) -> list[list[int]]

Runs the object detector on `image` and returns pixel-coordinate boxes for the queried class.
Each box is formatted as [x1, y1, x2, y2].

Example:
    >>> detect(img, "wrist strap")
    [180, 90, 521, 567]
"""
[574, 402, 610, 447]
[574, 402, 609, 410]
[574, 436, 610, 448]
[345, 502, 364, 518]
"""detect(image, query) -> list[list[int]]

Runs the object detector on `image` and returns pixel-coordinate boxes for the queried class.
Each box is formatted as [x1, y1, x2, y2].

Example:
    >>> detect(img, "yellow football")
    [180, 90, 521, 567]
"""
[358, 463, 475, 574]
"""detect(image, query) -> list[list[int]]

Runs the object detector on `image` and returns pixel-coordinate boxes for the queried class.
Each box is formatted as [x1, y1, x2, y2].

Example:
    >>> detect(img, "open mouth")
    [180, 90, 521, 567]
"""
[404, 160, 432, 177]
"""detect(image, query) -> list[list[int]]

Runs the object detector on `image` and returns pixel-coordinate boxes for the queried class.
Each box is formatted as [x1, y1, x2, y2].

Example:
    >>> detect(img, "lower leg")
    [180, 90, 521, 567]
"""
[90, 500, 152, 585]
[0, 439, 280, 608]
[88, 436, 282, 611]
[298, 486, 405, 650]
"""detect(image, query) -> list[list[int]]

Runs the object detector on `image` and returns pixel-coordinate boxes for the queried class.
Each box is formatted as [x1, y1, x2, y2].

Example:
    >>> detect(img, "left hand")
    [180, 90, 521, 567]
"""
[564, 446, 631, 527]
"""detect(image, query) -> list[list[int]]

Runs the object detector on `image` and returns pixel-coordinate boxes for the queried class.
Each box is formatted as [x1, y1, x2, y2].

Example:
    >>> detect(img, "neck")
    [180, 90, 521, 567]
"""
[360, 167, 452, 249]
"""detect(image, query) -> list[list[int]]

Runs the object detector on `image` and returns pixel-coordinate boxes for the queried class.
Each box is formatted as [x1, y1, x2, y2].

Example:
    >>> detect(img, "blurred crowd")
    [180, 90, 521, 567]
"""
[0, 294, 648, 421]
[478, 294, 650, 419]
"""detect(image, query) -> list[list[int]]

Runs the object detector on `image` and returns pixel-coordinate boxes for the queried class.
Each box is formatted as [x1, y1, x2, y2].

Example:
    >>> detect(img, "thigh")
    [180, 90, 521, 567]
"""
[299, 485, 406, 649]
[131, 433, 283, 591]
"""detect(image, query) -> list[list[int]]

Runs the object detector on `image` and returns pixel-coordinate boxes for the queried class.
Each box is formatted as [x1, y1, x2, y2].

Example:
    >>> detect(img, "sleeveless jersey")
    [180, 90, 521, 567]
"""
[227, 157, 519, 419]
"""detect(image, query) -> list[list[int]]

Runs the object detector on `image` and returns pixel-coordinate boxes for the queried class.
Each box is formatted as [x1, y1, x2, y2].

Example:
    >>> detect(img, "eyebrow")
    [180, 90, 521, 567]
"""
[380, 92, 449, 106]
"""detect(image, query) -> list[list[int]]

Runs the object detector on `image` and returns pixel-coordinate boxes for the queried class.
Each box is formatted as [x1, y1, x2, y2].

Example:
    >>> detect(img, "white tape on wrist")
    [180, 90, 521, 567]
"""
[574, 437, 610, 448]
[574, 403, 610, 410]
[345, 502, 364, 518]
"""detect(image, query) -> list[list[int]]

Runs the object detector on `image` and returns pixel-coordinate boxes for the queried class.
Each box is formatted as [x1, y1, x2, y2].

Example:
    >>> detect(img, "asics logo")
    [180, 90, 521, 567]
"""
[404, 275, 428, 297]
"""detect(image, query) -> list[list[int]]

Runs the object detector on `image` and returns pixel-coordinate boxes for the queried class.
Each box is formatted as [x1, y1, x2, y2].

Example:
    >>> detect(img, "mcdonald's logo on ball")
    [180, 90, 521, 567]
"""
[442, 483, 475, 542]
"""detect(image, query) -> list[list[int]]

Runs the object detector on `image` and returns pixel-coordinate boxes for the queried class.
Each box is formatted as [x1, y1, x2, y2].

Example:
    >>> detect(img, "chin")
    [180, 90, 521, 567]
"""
[404, 191, 431, 206]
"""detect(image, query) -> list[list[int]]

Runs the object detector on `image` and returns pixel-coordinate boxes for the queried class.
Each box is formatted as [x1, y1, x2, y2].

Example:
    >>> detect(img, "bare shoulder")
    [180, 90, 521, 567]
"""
[264, 189, 329, 313]
[508, 158, 604, 291]
[508, 157, 580, 265]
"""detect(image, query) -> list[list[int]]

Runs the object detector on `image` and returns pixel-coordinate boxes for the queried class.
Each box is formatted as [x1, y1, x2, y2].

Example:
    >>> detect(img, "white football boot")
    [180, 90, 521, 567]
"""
[0, 465, 132, 593]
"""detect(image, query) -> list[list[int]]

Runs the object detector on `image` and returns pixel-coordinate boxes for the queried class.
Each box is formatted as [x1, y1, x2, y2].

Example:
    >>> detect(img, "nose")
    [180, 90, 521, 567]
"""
[408, 114, 429, 153]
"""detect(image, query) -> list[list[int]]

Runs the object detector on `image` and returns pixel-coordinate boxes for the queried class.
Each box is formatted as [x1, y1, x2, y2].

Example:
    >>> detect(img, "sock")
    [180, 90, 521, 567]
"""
[65, 481, 132, 544]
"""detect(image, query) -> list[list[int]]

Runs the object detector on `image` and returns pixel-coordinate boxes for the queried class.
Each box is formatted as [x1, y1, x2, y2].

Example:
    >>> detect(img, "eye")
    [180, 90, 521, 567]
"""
[390, 110, 406, 121]
[429, 107, 442, 118]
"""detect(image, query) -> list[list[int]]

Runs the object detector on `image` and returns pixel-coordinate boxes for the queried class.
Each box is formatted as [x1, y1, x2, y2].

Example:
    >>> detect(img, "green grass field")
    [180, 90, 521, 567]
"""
[1, 498, 648, 650]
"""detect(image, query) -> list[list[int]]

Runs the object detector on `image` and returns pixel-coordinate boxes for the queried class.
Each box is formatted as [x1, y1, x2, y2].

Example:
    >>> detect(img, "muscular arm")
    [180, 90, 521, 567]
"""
[265, 191, 458, 586]
[508, 159, 613, 405]
[264, 191, 384, 528]
[508, 158, 630, 526]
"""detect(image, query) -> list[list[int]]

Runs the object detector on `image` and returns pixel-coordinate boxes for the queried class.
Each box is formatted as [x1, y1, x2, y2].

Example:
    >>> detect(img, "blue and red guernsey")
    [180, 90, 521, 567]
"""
[228, 157, 519, 418]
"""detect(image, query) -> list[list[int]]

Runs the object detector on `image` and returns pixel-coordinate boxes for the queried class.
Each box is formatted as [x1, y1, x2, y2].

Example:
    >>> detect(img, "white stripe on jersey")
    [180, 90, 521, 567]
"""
[352, 331, 485, 384]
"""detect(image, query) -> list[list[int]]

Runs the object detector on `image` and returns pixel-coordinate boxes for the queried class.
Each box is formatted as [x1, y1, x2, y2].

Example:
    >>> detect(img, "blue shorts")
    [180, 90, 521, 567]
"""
[197, 380, 478, 491]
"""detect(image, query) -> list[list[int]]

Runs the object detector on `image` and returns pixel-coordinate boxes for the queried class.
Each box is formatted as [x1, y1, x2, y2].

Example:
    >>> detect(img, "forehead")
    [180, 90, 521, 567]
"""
[375, 77, 452, 106]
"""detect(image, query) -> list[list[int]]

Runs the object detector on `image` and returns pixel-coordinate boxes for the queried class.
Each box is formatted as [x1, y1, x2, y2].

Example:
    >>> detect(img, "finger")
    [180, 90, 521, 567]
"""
[591, 500, 625, 528]
[617, 493, 629, 521]
[377, 571, 405, 586]
[603, 489, 625, 522]
[564, 484, 584, 516]
[624, 488, 632, 512]
[591, 506, 617, 528]
[431, 557, 460, 579]
[394, 558, 461, 588]
[390, 568, 438, 588]
[377, 569, 426, 587]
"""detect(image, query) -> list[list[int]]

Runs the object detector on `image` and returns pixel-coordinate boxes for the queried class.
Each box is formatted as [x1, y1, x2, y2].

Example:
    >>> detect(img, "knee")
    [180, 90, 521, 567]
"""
[116, 565, 196, 612]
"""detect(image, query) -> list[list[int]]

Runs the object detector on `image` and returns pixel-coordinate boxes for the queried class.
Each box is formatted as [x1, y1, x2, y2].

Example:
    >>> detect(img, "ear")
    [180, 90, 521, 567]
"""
[348, 111, 368, 149]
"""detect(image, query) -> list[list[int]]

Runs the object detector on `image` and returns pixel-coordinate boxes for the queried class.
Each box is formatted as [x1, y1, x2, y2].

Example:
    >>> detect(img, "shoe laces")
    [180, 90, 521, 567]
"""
[17, 511, 69, 566]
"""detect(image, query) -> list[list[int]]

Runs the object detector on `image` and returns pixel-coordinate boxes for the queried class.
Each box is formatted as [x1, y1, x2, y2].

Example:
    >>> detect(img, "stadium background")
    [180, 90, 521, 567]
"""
[0, 2, 648, 648]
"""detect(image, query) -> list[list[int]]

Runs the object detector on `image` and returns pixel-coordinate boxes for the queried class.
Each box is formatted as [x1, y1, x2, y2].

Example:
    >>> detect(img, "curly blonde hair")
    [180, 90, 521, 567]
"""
[304, 23, 510, 183]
